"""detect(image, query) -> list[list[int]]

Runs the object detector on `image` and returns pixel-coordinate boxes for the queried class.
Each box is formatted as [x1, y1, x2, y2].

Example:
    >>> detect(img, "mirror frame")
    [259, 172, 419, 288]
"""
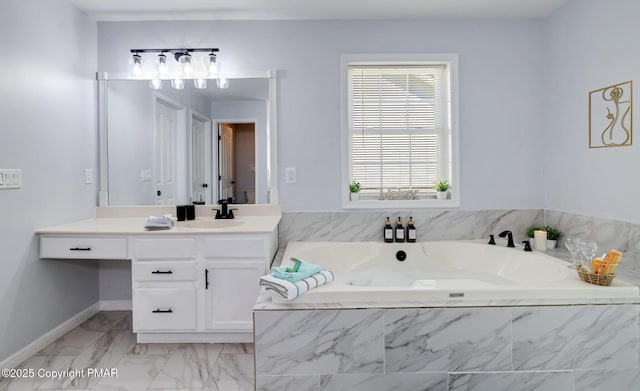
[97, 71, 279, 206]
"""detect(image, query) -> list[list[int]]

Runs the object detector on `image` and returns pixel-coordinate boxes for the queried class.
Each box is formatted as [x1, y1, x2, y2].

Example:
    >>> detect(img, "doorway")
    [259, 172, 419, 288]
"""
[218, 122, 256, 204]
[153, 95, 186, 205]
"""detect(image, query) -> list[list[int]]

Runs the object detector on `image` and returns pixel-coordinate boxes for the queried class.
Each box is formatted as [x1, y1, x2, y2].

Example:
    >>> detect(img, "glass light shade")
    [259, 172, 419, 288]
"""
[178, 54, 193, 77]
[156, 54, 168, 77]
[206, 53, 218, 75]
[216, 78, 229, 89]
[149, 78, 162, 90]
[171, 78, 185, 89]
[130, 54, 143, 77]
[194, 78, 207, 89]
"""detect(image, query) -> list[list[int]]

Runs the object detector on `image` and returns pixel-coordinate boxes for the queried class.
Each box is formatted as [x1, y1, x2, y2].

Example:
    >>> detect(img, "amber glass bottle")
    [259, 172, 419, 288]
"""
[406, 216, 417, 243]
[384, 217, 394, 243]
[394, 217, 405, 243]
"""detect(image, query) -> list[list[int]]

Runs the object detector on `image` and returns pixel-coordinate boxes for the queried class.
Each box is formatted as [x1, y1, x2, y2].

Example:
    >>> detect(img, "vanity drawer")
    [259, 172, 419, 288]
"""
[133, 288, 197, 331]
[40, 237, 128, 259]
[133, 238, 196, 259]
[134, 262, 196, 282]
[203, 236, 266, 258]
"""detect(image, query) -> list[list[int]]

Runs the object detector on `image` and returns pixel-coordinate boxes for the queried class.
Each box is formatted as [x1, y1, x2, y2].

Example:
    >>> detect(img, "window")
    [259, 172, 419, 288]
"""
[341, 54, 458, 208]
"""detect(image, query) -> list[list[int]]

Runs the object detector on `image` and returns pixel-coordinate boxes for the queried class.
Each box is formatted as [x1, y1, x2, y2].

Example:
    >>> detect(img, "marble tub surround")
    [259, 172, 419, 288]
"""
[254, 305, 640, 390]
[539, 210, 640, 287]
[279, 209, 541, 246]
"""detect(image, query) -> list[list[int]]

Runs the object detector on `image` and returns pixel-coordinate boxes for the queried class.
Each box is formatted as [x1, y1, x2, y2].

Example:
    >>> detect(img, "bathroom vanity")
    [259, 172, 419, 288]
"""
[37, 205, 280, 343]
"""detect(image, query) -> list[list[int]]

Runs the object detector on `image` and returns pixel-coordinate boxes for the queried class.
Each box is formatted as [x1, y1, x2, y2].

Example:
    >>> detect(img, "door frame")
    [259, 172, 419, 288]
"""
[152, 92, 187, 205]
[188, 109, 212, 204]
[213, 118, 258, 202]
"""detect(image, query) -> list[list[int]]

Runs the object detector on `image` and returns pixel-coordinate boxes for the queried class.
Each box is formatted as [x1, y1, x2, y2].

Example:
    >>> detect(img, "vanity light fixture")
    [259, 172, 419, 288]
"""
[149, 78, 162, 90]
[217, 78, 229, 89]
[130, 53, 143, 77]
[206, 52, 218, 75]
[171, 78, 185, 90]
[130, 48, 223, 90]
[194, 78, 207, 89]
[155, 53, 168, 77]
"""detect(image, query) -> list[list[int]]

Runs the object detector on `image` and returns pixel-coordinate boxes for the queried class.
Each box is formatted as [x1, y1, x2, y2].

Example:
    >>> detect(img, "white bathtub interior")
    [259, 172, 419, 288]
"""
[272, 241, 640, 303]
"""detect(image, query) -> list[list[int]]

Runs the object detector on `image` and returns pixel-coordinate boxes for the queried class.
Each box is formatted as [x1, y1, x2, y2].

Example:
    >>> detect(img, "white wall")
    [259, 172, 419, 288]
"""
[543, 0, 640, 223]
[97, 19, 545, 212]
[0, 0, 98, 363]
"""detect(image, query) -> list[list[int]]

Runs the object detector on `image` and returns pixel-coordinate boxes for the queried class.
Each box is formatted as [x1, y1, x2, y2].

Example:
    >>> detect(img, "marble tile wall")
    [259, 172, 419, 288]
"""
[279, 209, 542, 246]
[254, 305, 640, 390]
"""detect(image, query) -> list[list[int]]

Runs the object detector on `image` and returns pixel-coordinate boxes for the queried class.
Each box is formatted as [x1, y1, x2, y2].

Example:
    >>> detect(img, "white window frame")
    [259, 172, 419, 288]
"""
[340, 53, 460, 209]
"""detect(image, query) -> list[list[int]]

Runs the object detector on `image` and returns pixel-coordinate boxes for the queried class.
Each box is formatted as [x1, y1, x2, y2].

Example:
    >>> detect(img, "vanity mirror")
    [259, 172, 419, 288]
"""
[98, 72, 277, 206]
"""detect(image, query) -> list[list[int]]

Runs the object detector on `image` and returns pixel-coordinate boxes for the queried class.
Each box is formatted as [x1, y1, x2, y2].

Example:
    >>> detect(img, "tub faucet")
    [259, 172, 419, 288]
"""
[498, 230, 515, 248]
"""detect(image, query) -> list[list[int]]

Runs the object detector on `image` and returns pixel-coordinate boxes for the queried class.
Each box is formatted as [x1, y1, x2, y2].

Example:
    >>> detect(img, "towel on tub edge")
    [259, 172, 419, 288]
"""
[259, 270, 335, 301]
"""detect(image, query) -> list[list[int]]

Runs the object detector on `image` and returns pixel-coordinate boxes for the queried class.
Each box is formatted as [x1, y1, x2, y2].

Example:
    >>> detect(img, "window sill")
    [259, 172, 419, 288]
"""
[342, 198, 460, 210]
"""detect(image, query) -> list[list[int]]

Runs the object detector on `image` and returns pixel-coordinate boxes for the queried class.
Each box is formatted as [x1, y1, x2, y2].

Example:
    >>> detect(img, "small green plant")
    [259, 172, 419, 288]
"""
[544, 226, 562, 241]
[434, 179, 450, 192]
[349, 180, 361, 193]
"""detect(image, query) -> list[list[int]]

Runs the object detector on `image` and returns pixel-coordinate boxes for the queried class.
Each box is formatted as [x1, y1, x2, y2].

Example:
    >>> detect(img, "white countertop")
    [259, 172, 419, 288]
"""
[37, 205, 282, 235]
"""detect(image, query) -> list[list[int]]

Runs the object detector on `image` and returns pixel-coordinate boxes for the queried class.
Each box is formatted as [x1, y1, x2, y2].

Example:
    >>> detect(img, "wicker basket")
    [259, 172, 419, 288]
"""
[577, 265, 616, 286]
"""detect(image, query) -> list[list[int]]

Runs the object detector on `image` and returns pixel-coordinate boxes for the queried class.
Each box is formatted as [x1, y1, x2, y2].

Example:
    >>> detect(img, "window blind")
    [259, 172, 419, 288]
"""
[349, 65, 447, 195]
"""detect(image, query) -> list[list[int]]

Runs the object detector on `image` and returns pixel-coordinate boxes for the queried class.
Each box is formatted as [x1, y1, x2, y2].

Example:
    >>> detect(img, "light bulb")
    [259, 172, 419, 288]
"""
[216, 78, 229, 89]
[206, 53, 218, 75]
[171, 78, 185, 89]
[194, 78, 207, 89]
[178, 54, 193, 77]
[149, 78, 162, 90]
[130, 54, 143, 77]
[156, 54, 168, 77]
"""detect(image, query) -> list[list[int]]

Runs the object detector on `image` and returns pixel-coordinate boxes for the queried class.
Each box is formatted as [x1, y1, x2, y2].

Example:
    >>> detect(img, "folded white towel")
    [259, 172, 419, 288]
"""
[259, 270, 334, 301]
[144, 214, 175, 230]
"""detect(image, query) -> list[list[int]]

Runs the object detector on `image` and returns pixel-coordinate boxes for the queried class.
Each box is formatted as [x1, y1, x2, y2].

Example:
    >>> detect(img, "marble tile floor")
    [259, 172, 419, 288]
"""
[0, 311, 255, 391]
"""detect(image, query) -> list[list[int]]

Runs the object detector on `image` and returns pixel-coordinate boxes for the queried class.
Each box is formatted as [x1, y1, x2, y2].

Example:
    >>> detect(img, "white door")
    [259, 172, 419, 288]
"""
[154, 99, 179, 205]
[219, 124, 234, 201]
[191, 116, 207, 203]
[204, 260, 264, 332]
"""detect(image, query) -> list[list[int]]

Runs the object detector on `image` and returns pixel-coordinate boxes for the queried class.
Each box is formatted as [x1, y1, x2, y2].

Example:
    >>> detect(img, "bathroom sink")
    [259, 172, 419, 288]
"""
[185, 219, 243, 229]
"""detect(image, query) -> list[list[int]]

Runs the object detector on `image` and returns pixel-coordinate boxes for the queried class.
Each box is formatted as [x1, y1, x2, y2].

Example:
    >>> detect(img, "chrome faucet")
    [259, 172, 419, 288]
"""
[214, 199, 237, 219]
[498, 230, 515, 247]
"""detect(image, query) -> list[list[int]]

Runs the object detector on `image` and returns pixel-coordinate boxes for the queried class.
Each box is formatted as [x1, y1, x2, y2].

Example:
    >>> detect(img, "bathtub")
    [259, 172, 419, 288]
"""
[272, 241, 639, 303]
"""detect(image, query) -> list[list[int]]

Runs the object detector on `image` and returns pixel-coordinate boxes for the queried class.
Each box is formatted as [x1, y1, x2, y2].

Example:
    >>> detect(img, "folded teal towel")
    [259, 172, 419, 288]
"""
[272, 261, 322, 282]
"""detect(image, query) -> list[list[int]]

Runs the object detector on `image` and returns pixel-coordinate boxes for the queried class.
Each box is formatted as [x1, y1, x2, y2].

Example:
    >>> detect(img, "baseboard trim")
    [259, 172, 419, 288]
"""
[0, 302, 100, 370]
[99, 300, 132, 311]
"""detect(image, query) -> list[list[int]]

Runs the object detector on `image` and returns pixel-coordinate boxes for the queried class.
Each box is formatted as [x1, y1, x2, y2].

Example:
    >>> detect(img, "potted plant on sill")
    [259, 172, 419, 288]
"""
[349, 180, 361, 201]
[434, 179, 450, 200]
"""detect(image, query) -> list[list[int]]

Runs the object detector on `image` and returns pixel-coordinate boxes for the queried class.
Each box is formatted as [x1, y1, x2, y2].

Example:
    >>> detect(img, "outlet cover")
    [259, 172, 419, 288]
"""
[285, 167, 297, 184]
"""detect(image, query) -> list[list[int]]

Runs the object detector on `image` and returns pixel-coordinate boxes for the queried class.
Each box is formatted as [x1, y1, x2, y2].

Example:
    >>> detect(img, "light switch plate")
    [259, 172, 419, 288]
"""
[84, 169, 93, 184]
[285, 167, 296, 184]
[0, 169, 21, 189]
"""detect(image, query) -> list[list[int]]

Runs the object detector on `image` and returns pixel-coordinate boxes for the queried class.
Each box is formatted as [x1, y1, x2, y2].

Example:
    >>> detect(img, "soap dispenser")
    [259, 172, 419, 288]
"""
[406, 216, 417, 243]
[394, 217, 405, 243]
[384, 217, 394, 243]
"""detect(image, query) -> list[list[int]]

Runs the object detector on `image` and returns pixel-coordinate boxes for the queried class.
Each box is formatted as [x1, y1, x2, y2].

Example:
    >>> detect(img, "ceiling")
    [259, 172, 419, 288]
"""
[68, 0, 571, 21]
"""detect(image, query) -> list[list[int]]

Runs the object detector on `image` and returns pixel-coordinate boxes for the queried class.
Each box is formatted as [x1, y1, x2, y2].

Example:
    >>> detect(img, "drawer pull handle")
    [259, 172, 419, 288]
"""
[152, 308, 173, 314]
[205, 269, 210, 290]
[151, 270, 173, 274]
[69, 247, 91, 251]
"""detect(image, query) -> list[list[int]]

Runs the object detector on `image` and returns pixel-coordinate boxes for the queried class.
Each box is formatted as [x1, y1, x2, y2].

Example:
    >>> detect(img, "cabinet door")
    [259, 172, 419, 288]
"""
[204, 261, 264, 331]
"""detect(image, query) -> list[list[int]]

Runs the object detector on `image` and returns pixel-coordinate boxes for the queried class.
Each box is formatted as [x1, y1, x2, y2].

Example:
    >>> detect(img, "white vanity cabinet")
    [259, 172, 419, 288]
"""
[131, 238, 198, 333]
[131, 231, 277, 343]
[202, 236, 272, 332]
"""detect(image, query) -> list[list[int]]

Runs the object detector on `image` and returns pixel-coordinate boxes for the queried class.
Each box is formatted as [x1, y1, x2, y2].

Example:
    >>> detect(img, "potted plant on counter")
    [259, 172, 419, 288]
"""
[544, 226, 562, 249]
[349, 180, 361, 201]
[434, 179, 450, 200]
